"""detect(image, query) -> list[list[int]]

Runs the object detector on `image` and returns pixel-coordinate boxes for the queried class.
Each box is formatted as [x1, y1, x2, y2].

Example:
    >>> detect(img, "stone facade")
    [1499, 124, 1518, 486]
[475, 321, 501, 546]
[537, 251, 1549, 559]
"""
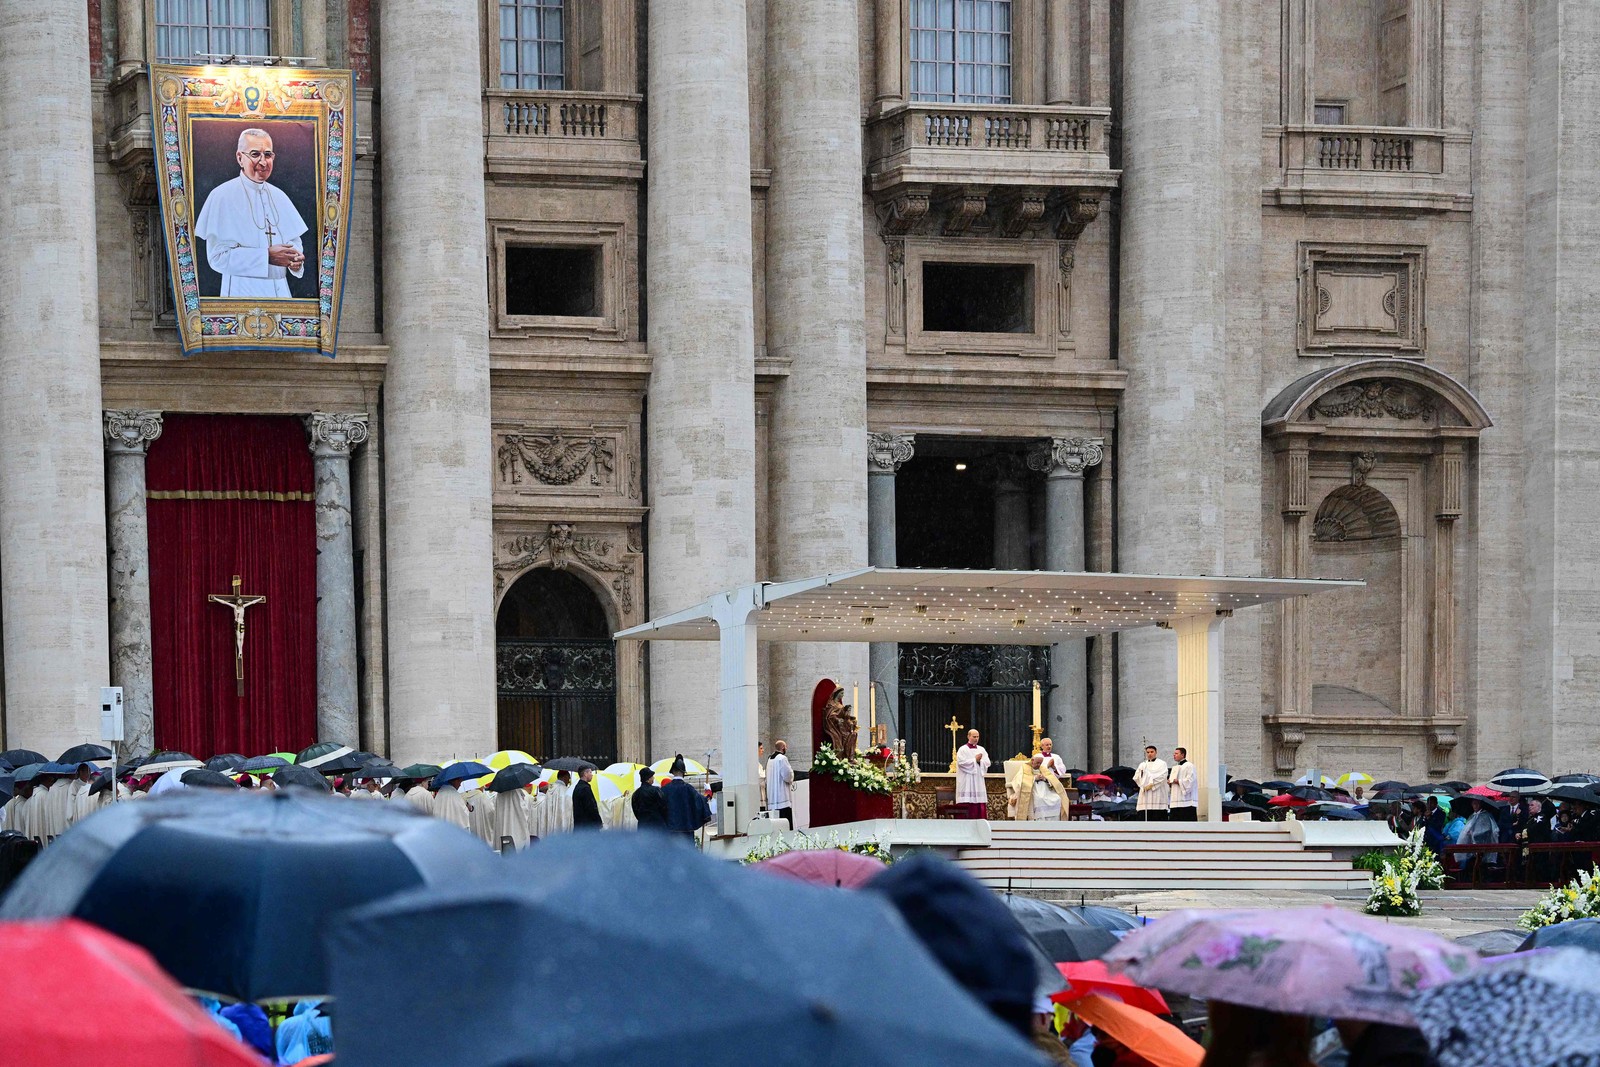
[0, 0, 1596, 782]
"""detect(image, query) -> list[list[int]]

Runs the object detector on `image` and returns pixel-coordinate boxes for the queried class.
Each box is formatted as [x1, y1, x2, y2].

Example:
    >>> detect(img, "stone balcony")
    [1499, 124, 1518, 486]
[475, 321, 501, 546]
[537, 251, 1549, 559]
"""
[1268, 125, 1472, 214]
[866, 102, 1119, 238]
[482, 90, 643, 184]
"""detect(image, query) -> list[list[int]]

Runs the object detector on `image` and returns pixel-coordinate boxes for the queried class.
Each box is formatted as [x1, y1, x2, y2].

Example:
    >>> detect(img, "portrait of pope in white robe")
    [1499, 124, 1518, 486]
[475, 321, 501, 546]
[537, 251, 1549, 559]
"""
[194, 127, 309, 299]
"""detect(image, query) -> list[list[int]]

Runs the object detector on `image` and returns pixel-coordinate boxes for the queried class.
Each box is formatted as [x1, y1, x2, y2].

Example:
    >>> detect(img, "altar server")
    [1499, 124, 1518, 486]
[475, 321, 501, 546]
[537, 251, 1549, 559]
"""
[1134, 745, 1169, 821]
[956, 729, 991, 820]
[1168, 747, 1199, 821]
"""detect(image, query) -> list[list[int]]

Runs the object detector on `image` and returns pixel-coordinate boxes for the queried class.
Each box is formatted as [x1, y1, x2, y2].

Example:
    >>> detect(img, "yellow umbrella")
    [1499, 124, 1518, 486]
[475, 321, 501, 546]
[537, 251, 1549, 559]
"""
[472, 749, 540, 791]
[1337, 771, 1374, 789]
[650, 757, 711, 777]
[594, 772, 633, 803]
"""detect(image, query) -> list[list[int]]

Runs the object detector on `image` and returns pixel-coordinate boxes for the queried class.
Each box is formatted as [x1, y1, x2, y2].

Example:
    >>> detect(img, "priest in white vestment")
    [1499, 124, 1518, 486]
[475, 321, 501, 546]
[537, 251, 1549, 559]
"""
[1134, 746, 1170, 821]
[1038, 738, 1068, 781]
[1009, 755, 1070, 821]
[463, 786, 497, 846]
[403, 781, 434, 815]
[492, 785, 532, 851]
[955, 729, 991, 820]
[42, 774, 76, 842]
[430, 781, 472, 831]
[194, 128, 308, 298]
[1167, 747, 1199, 822]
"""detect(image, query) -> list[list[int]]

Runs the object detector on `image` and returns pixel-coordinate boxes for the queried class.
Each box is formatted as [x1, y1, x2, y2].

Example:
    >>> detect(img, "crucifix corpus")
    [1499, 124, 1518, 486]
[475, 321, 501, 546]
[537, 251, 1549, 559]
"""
[946, 715, 964, 769]
[208, 575, 266, 696]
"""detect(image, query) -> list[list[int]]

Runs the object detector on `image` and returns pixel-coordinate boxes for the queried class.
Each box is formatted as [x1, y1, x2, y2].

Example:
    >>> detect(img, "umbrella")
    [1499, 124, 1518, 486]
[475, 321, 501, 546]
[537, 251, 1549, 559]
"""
[239, 755, 289, 774]
[1104, 905, 1477, 1026]
[1261, 780, 1297, 790]
[11, 762, 45, 783]
[1268, 794, 1310, 808]
[1452, 929, 1528, 957]
[397, 763, 442, 780]
[1336, 771, 1373, 789]
[58, 744, 113, 764]
[1305, 804, 1367, 821]
[1543, 784, 1600, 805]
[0, 749, 48, 768]
[1372, 780, 1411, 792]
[1487, 768, 1553, 794]
[1066, 995, 1203, 1067]
[541, 757, 598, 773]
[311, 750, 366, 775]
[0, 918, 264, 1067]
[754, 848, 887, 889]
[1056, 903, 1146, 933]
[1461, 784, 1507, 801]
[0, 790, 496, 1003]
[180, 768, 240, 790]
[1101, 765, 1136, 782]
[1552, 773, 1600, 785]
[148, 768, 191, 795]
[650, 756, 713, 776]
[1076, 773, 1113, 787]
[327, 831, 1044, 1066]
[353, 761, 402, 781]
[1518, 916, 1600, 954]
[488, 763, 542, 793]
[1052, 960, 1170, 1017]
[1226, 778, 1262, 792]
[1412, 947, 1600, 1067]
[475, 749, 542, 790]
[1288, 785, 1334, 801]
[431, 761, 492, 788]
[1440, 780, 1471, 792]
[202, 753, 247, 773]
[998, 894, 1111, 961]
[87, 773, 116, 797]
[0, 774, 12, 804]
[1092, 800, 1138, 817]
[1295, 773, 1334, 787]
[296, 742, 355, 769]
[137, 751, 201, 775]
[273, 764, 331, 791]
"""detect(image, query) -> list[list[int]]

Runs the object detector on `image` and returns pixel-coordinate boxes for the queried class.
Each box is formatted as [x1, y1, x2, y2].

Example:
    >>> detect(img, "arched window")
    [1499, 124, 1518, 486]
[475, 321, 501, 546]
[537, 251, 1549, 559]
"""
[909, 0, 1012, 104]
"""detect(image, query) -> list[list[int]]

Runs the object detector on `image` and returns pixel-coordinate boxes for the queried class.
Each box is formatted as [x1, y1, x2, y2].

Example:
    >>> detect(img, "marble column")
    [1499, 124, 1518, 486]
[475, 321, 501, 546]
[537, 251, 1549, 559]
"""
[115, 0, 146, 76]
[1044, 0, 1072, 104]
[1116, 0, 1226, 757]
[868, 434, 915, 742]
[307, 413, 368, 746]
[1028, 437, 1103, 768]
[0, 0, 112, 756]
[767, 0, 871, 759]
[992, 455, 1032, 570]
[104, 411, 163, 757]
[379, 0, 498, 762]
[646, 0, 758, 762]
[874, 0, 903, 107]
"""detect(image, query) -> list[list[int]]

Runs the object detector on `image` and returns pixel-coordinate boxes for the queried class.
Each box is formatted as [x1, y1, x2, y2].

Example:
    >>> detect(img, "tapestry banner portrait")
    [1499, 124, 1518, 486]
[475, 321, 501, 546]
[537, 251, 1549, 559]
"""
[148, 64, 357, 358]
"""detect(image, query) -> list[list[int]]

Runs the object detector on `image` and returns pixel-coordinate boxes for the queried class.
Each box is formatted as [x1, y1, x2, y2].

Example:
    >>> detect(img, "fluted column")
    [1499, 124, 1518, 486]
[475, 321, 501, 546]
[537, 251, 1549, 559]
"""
[379, 0, 497, 762]
[646, 0, 758, 762]
[104, 411, 163, 756]
[0, 0, 112, 756]
[1029, 436, 1103, 768]
[1117, 0, 1226, 757]
[868, 433, 914, 742]
[767, 0, 871, 759]
[307, 413, 368, 746]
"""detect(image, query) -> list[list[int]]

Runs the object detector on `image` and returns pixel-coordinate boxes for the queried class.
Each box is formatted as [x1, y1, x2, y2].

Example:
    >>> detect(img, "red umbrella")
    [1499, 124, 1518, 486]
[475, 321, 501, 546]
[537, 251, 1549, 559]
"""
[0, 919, 264, 1067]
[1268, 793, 1310, 807]
[1076, 773, 1113, 787]
[1051, 959, 1171, 1016]
[753, 848, 888, 889]
[1463, 785, 1507, 800]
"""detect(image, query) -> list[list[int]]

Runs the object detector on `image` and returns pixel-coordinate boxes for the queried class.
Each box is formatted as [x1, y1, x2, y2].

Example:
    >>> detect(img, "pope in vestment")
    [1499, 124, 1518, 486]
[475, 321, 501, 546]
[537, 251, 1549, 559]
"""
[194, 128, 309, 298]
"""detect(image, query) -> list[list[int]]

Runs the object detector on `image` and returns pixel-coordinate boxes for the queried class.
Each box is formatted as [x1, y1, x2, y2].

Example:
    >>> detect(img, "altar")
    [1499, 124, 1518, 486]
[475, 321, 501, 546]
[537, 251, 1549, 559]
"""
[902, 773, 1080, 821]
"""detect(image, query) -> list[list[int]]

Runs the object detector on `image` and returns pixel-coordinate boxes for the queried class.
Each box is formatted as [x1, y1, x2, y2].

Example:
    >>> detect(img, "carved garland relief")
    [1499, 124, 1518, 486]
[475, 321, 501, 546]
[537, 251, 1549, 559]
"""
[494, 521, 640, 616]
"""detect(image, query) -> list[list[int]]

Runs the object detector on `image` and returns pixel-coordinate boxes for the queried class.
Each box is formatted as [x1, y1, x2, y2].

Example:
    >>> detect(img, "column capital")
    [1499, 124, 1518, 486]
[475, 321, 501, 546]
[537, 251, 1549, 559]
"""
[306, 412, 370, 457]
[1027, 436, 1105, 478]
[867, 432, 916, 474]
[104, 410, 163, 455]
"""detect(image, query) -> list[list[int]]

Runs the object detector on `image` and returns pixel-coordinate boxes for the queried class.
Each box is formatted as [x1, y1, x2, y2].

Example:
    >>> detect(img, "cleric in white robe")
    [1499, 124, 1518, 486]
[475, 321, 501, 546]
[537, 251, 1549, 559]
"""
[194, 128, 309, 299]
[1134, 745, 1170, 821]
[493, 785, 532, 851]
[955, 729, 991, 820]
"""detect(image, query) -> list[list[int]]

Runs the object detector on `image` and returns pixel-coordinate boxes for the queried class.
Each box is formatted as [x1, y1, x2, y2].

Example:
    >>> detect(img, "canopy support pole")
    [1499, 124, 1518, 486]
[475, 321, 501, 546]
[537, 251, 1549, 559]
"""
[1172, 613, 1226, 823]
[713, 584, 764, 835]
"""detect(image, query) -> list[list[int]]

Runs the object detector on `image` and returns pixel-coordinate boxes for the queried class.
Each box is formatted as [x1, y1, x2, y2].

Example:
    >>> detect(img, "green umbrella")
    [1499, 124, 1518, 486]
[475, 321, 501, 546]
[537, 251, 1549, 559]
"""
[398, 763, 442, 780]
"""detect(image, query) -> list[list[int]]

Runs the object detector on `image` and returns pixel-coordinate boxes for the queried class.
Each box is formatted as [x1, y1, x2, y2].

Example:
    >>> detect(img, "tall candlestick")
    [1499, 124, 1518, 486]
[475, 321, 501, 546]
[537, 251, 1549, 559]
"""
[870, 683, 877, 730]
[1032, 679, 1042, 730]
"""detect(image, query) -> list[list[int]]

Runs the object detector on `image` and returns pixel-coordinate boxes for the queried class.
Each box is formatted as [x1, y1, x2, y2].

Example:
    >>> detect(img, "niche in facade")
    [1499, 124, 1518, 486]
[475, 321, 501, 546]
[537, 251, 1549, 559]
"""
[505, 244, 600, 317]
[922, 261, 1035, 333]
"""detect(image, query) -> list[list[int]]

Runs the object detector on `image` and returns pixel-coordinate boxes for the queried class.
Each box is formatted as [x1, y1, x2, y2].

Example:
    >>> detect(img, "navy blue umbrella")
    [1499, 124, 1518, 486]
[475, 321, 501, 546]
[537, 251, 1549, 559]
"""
[430, 761, 492, 789]
[0, 789, 495, 1002]
[327, 832, 1042, 1067]
[205, 753, 248, 772]
[0, 749, 47, 769]
[1519, 917, 1600, 954]
[273, 764, 331, 792]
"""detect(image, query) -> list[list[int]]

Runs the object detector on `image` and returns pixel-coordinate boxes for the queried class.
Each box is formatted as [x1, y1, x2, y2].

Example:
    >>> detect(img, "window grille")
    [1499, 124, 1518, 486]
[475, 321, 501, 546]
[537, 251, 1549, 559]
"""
[909, 0, 1012, 104]
[155, 0, 271, 63]
[500, 0, 566, 90]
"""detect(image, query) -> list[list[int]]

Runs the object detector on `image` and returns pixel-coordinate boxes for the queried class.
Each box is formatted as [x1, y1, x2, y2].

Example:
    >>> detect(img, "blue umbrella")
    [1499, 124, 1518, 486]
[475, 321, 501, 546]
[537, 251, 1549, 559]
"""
[58, 743, 113, 764]
[430, 761, 492, 789]
[239, 755, 290, 774]
[10, 763, 44, 783]
[327, 832, 1043, 1067]
[0, 789, 495, 1002]
[0, 774, 12, 804]
[0, 749, 47, 768]
[1519, 916, 1600, 954]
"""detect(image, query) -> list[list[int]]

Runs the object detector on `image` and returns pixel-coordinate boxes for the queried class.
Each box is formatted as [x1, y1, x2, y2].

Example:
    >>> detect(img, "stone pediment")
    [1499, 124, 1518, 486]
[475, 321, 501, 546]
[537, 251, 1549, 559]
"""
[1263, 359, 1492, 436]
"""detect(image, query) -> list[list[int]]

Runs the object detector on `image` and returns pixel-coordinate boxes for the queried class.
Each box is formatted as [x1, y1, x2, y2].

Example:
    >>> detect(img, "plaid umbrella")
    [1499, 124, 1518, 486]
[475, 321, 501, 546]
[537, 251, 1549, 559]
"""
[1413, 948, 1600, 1067]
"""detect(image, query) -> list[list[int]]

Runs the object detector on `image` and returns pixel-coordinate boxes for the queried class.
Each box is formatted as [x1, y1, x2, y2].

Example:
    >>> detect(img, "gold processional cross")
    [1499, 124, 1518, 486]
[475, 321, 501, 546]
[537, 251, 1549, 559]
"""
[208, 575, 266, 696]
[946, 715, 964, 768]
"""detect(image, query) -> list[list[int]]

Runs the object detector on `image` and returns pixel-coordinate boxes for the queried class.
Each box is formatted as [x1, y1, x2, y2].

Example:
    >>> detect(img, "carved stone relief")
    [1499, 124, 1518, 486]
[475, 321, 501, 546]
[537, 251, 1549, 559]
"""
[497, 430, 620, 491]
[1310, 381, 1435, 422]
[1298, 243, 1426, 357]
[494, 521, 639, 615]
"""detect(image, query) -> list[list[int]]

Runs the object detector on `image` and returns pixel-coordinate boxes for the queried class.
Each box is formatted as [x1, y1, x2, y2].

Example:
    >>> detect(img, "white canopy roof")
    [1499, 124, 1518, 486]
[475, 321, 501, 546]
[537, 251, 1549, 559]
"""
[615, 567, 1362, 645]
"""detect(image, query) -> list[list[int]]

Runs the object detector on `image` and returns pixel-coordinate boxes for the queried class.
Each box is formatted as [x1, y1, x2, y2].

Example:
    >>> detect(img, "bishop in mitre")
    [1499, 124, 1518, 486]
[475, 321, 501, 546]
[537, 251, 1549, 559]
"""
[194, 128, 308, 298]
[1009, 754, 1072, 822]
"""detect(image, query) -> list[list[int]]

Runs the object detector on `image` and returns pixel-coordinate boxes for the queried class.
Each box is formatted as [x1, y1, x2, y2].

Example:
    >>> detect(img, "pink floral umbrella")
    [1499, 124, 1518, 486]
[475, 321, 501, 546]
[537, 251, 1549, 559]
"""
[753, 848, 888, 889]
[1104, 906, 1477, 1026]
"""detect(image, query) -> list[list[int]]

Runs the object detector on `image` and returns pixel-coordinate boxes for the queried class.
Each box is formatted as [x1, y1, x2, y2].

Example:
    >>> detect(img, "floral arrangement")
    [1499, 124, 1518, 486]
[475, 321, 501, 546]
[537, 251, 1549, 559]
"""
[1519, 866, 1600, 930]
[1366, 864, 1423, 917]
[1360, 830, 1442, 917]
[742, 829, 895, 866]
[810, 743, 892, 796]
[876, 742, 920, 790]
[1393, 828, 1446, 890]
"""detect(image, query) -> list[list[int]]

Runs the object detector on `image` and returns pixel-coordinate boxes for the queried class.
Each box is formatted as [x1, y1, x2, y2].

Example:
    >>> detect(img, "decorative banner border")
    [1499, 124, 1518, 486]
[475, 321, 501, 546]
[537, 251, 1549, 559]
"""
[149, 64, 356, 358]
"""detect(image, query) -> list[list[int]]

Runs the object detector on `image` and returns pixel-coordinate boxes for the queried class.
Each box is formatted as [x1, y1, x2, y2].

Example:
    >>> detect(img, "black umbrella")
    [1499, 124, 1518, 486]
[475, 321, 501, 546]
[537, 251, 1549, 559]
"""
[1440, 780, 1471, 792]
[1100, 765, 1135, 779]
[296, 742, 355, 770]
[181, 768, 240, 790]
[0, 790, 495, 1002]
[1056, 903, 1145, 933]
[541, 757, 598, 773]
[1222, 799, 1260, 817]
[1288, 785, 1335, 802]
[997, 893, 1098, 961]
[397, 763, 442, 780]
[58, 744, 113, 764]
[353, 761, 402, 781]
[138, 751, 201, 774]
[239, 755, 290, 774]
[0, 749, 48, 768]
[1305, 804, 1367, 821]
[328, 832, 1041, 1066]
[1543, 785, 1599, 805]
[273, 764, 331, 792]
[1519, 917, 1600, 954]
[1242, 792, 1270, 809]
[488, 764, 542, 792]
[1091, 800, 1138, 818]
[0, 774, 12, 804]
[1262, 780, 1297, 791]
[87, 772, 117, 797]
[1372, 780, 1411, 792]
[312, 751, 367, 775]
[205, 753, 248, 773]
[1552, 773, 1600, 785]
[1227, 778, 1262, 792]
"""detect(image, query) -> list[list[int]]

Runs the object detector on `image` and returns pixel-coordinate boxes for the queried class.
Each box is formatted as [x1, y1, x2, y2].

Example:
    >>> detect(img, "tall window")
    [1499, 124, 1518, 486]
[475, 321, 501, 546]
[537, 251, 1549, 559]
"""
[155, 0, 271, 63]
[909, 0, 1012, 104]
[500, 0, 566, 90]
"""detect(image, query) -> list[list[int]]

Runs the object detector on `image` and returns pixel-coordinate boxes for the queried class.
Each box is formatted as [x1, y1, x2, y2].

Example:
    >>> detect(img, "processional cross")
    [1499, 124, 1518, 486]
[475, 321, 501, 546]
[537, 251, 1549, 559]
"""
[946, 715, 964, 768]
[208, 575, 266, 696]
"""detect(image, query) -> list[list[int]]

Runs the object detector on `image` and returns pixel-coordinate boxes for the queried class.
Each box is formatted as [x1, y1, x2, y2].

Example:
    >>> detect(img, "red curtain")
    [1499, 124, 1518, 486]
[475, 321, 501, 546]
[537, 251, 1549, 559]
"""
[147, 415, 317, 757]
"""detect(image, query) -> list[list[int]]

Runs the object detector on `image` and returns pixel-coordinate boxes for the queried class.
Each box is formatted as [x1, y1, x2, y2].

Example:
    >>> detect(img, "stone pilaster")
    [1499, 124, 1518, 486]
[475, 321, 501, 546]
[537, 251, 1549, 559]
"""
[307, 413, 368, 747]
[646, 0, 759, 763]
[379, 0, 497, 762]
[991, 454, 1032, 569]
[867, 433, 915, 742]
[1028, 437, 1104, 768]
[0, 0, 112, 756]
[104, 411, 162, 757]
[1116, 0, 1226, 760]
[766, 0, 872, 760]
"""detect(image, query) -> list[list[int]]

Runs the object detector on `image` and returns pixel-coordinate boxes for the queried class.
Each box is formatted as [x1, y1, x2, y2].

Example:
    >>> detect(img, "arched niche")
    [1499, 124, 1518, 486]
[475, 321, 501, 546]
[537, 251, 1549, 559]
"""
[1262, 360, 1491, 779]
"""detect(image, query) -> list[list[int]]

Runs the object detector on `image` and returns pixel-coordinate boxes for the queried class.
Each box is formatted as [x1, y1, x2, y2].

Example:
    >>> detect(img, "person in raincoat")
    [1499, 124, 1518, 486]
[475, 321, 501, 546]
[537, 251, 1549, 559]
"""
[277, 1000, 333, 1063]
[1455, 798, 1500, 878]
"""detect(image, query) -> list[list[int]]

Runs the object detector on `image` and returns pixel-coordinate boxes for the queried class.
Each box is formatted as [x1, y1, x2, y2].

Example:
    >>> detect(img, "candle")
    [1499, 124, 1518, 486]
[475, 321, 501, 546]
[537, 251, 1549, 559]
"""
[870, 684, 877, 730]
[1032, 680, 1042, 730]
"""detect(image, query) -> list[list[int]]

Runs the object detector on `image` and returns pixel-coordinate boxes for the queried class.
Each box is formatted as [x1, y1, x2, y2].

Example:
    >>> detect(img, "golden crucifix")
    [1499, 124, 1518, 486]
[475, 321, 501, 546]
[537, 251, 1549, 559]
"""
[946, 715, 964, 768]
[208, 575, 266, 696]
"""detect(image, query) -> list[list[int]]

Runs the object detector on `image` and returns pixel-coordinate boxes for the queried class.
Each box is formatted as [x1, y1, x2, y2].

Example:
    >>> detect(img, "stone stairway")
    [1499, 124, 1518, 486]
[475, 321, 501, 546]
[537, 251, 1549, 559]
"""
[954, 821, 1373, 895]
